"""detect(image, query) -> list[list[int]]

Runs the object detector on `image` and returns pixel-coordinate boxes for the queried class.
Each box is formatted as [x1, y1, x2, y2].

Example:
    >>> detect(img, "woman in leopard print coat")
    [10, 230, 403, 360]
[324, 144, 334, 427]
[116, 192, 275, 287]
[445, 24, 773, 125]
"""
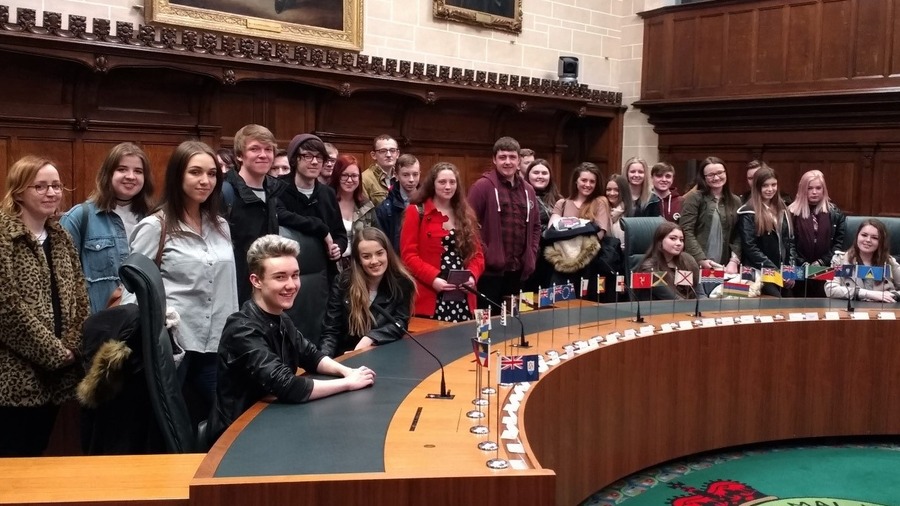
[0, 155, 88, 456]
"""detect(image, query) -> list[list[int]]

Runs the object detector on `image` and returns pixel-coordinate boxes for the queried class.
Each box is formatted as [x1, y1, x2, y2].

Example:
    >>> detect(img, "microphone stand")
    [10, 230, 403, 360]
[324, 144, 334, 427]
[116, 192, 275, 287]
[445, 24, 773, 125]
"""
[628, 288, 644, 323]
[686, 283, 702, 317]
[461, 285, 529, 348]
[371, 305, 454, 399]
[845, 281, 855, 313]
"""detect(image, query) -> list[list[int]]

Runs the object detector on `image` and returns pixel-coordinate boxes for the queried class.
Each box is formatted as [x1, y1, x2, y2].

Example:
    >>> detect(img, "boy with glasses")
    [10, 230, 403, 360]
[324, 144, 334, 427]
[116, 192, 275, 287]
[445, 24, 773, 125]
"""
[320, 143, 339, 185]
[362, 134, 400, 206]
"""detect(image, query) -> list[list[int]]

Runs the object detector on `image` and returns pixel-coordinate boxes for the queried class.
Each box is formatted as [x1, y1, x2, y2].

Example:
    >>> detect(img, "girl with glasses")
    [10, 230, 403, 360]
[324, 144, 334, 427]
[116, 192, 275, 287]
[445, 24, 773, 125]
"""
[61, 143, 155, 313]
[679, 157, 742, 292]
[0, 155, 88, 456]
[329, 155, 376, 269]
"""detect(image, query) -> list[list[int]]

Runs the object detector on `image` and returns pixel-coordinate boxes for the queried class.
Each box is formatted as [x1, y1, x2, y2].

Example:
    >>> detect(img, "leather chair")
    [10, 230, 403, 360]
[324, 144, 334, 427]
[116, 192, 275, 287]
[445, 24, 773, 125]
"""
[620, 216, 666, 278]
[280, 226, 330, 348]
[119, 253, 204, 453]
[842, 216, 900, 257]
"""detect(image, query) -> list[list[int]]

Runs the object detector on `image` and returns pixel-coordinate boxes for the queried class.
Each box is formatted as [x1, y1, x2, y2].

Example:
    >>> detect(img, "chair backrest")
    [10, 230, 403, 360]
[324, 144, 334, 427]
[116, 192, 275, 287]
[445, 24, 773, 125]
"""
[620, 216, 666, 276]
[842, 216, 900, 257]
[280, 226, 330, 347]
[119, 253, 195, 453]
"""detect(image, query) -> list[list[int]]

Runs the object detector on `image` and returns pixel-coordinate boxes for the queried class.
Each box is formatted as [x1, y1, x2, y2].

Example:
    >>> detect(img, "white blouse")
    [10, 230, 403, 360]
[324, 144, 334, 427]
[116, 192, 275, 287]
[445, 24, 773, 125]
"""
[126, 213, 238, 353]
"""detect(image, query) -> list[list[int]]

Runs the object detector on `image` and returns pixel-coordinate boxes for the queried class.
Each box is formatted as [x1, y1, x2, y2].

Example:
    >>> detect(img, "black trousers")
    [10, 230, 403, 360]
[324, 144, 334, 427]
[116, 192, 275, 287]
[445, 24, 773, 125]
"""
[476, 271, 522, 309]
[0, 404, 59, 457]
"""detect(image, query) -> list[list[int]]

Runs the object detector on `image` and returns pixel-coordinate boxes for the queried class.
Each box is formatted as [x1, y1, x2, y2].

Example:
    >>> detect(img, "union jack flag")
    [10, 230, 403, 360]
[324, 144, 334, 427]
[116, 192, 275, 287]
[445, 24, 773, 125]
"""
[499, 355, 540, 383]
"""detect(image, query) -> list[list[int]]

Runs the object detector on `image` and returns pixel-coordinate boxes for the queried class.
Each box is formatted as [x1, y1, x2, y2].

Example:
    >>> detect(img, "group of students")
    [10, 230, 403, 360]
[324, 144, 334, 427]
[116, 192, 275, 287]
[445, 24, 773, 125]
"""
[4, 130, 898, 457]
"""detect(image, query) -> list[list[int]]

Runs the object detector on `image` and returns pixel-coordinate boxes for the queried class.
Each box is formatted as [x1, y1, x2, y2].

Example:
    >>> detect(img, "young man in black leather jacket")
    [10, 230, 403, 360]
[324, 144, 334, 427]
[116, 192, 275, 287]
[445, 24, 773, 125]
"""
[209, 235, 375, 441]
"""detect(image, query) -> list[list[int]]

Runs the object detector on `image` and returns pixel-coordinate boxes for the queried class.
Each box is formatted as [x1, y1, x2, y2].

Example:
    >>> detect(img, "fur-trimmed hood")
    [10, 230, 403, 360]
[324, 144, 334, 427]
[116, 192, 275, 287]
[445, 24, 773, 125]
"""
[544, 235, 601, 273]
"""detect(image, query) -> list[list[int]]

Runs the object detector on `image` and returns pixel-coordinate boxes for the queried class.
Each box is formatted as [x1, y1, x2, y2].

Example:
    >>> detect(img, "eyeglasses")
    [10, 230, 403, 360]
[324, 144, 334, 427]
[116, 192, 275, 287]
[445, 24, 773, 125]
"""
[704, 170, 727, 180]
[299, 153, 323, 163]
[28, 183, 63, 194]
[374, 148, 399, 155]
[340, 174, 360, 181]
[325, 157, 337, 166]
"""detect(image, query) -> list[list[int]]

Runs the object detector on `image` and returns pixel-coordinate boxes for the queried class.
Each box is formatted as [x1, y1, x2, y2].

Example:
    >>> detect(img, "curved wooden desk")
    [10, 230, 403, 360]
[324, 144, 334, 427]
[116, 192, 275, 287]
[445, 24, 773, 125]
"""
[191, 299, 900, 506]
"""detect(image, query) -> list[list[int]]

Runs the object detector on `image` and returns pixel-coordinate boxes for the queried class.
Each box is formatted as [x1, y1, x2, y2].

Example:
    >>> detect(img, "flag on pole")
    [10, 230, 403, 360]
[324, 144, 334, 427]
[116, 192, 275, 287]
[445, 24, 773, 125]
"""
[596, 275, 607, 294]
[580, 277, 589, 298]
[856, 265, 885, 281]
[615, 275, 626, 292]
[700, 268, 726, 284]
[781, 264, 802, 281]
[518, 291, 535, 313]
[630, 272, 653, 289]
[722, 281, 751, 298]
[761, 267, 783, 287]
[651, 271, 667, 287]
[675, 270, 694, 286]
[471, 337, 490, 367]
[500, 300, 507, 326]
[538, 287, 554, 307]
[806, 265, 836, 280]
[836, 264, 856, 279]
[554, 282, 577, 301]
[741, 266, 757, 281]
[499, 355, 540, 383]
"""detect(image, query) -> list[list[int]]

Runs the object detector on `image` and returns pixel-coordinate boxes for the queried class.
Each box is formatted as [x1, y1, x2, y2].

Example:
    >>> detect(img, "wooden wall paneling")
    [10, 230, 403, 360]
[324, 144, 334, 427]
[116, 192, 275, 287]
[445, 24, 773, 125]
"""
[785, 1, 819, 82]
[854, 0, 889, 78]
[0, 51, 76, 120]
[724, 9, 756, 86]
[671, 15, 697, 91]
[892, 0, 900, 75]
[319, 92, 405, 140]
[820, 0, 853, 80]
[218, 85, 270, 147]
[642, 17, 668, 99]
[755, 5, 787, 84]
[0, 136, 7, 186]
[871, 149, 900, 216]
[272, 83, 318, 143]
[91, 68, 207, 127]
[696, 14, 726, 89]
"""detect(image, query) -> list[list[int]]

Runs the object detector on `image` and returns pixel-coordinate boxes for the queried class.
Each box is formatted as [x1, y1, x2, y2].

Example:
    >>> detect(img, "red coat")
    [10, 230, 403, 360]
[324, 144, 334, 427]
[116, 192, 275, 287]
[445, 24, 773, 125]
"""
[400, 199, 485, 317]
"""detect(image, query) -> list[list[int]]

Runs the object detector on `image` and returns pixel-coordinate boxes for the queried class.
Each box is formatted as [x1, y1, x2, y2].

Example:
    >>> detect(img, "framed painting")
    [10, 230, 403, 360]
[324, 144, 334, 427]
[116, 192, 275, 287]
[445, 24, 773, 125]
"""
[433, 0, 522, 33]
[146, 0, 363, 51]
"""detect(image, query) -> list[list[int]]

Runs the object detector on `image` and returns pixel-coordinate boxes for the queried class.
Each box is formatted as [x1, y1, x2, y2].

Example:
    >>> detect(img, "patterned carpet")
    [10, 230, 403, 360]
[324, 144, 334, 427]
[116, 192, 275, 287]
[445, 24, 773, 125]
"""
[582, 440, 900, 506]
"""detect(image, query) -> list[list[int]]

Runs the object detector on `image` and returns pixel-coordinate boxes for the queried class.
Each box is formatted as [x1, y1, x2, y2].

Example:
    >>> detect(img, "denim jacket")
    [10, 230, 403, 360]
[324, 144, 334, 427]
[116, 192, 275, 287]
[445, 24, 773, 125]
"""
[60, 202, 134, 314]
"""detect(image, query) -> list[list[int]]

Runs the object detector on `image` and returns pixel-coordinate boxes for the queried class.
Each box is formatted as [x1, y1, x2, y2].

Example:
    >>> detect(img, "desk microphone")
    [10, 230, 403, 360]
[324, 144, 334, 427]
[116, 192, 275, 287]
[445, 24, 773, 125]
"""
[845, 281, 855, 313]
[686, 282, 702, 317]
[459, 285, 529, 348]
[627, 287, 645, 323]
[370, 304, 454, 399]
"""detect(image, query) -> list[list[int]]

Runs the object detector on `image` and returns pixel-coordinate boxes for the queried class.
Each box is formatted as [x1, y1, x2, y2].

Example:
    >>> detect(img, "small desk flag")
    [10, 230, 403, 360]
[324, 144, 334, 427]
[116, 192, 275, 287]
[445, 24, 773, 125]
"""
[675, 270, 694, 286]
[499, 355, 540, 383]
[630, 272, 652, 289]
[471, 338, 490, 368]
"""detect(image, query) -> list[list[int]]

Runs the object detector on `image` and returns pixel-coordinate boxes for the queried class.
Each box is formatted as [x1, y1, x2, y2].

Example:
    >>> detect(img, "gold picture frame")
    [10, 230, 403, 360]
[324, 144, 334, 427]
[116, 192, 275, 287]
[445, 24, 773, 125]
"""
[433, 0, 522, 33]
[146, 0, 363, 51]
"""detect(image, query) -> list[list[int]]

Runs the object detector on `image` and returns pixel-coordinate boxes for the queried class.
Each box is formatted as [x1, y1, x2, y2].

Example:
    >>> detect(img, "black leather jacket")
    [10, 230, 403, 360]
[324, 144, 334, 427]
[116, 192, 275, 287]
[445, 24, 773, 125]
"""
[318, 270, 414, 358]
[210, 299, 325, 441]
[737, 205, 795, 268]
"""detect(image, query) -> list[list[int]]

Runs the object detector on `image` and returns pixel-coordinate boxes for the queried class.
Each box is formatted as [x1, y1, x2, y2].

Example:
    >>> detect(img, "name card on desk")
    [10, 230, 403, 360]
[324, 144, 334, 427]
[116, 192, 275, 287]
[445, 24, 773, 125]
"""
[606, 333, 618, 343]
[660, 323, 675, 333]
[851, 311, 870, 320]
[805, 312, 820, 321]
[678, 320, 694, 330]
[623, 329, 637, 339]
[700, 318, 716, 328]
[739, 315, 756, 324]
[509, 459, 528, 470]
[878, 311, 896, 320]
[758, 315, 775, 323]
[719, 316, 735, 326]
[502, 415, 517, 426]
[824, 311, 840, 320]
[639, 325, 655, 336]
[500, 427, 518, 440]
[788, 312, 805, 321]
[506, 443, 526, 454]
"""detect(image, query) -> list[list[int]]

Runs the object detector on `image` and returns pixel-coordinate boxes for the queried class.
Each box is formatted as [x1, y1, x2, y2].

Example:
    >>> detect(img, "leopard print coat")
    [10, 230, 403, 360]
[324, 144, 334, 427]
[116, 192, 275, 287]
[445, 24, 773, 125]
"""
[0, 212, 88, 406]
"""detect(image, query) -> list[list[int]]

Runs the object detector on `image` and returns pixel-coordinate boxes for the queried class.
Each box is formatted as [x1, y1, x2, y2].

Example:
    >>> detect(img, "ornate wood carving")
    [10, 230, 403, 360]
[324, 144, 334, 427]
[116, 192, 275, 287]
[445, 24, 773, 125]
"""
[0, 5, 620, 109]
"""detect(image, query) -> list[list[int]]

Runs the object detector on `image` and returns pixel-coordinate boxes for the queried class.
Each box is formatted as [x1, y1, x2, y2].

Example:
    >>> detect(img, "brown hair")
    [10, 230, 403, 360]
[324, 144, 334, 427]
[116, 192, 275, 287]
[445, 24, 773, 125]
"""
[1, 155, 61, 217]
[747, 167, 786, 236]
[89, 142, 155, 215]
[413, 162, 481, 264]
[847, 218, 892, 267]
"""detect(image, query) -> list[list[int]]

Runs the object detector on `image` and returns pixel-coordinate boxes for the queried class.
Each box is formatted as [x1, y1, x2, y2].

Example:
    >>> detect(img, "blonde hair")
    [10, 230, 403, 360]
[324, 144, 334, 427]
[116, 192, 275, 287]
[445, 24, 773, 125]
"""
[233, 124, 277, 158]
[788, 170, 830, 219]
[622, 156, 651, 208]
[247, 235, 301, 278]
[1, 155, 59, 217]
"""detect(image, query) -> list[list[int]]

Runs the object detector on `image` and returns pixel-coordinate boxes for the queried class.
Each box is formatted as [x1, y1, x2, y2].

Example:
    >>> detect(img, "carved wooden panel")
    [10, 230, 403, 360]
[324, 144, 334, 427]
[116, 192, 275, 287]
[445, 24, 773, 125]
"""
[0, 52, 75, 120]
[640, 0, 900, 99]
[872, 151, 900, 216]
[820, 0, 852, 80]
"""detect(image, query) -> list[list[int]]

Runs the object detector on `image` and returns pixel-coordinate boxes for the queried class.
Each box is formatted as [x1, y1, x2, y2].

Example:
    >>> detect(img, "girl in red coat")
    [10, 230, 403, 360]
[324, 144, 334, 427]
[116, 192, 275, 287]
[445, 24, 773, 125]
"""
[400, 162, 484, 322]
